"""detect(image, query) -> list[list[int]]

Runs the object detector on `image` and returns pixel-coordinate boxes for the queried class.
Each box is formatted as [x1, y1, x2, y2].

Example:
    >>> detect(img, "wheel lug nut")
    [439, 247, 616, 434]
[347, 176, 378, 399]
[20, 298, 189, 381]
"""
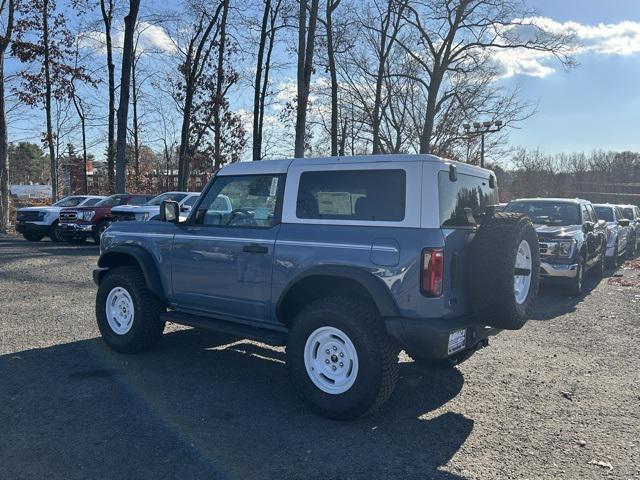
[333, 346, 337, 351]
[325, 349, 330, 355]
[332, 365, 337, 371]
[339, 352, 344, 357]
[339, 362, 344, 367]
[325, 359, 330, 364]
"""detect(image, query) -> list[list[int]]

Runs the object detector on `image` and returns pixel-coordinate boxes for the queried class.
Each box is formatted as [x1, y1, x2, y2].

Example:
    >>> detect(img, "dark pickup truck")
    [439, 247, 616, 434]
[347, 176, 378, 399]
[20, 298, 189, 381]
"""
[58, 194, 155, 244]
[505, 198, 608, 295]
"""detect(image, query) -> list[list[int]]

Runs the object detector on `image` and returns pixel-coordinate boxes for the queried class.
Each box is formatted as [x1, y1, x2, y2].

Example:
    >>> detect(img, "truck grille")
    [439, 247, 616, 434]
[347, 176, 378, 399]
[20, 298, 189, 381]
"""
[17, 211, 42, 221]
[59, 211, 78, 222]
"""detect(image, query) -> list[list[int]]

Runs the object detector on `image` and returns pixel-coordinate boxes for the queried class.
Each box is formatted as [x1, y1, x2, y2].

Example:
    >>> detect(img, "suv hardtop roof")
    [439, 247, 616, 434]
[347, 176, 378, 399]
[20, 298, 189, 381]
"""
[509, 198, 588, 205]
[218, 154, 493, 177]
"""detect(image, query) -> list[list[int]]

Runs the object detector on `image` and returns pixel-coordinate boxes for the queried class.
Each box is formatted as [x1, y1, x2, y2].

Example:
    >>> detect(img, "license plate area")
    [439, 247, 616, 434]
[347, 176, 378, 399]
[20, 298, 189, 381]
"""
[447, 329, 466, 355]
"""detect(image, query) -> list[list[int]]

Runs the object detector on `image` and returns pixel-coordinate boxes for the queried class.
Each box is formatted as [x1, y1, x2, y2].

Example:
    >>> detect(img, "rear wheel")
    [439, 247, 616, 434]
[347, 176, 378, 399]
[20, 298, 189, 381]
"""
[23, 233, 44, 242]
[286, 297, 399, 420]
[96, 266, 166, 353]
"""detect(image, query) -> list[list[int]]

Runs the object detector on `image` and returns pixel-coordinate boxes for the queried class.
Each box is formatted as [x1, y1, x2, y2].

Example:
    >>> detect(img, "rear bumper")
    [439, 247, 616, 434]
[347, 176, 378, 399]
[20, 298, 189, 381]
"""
[15, 222, 50, 235]
[385, 316, 500, 360]
[540, 261, 578, 279]
[58, 222, 95, 238]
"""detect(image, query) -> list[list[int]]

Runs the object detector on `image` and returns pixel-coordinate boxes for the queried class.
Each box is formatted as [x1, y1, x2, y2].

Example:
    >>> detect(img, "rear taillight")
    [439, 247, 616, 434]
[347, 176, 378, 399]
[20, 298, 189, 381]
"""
[421, 248, 444, 297]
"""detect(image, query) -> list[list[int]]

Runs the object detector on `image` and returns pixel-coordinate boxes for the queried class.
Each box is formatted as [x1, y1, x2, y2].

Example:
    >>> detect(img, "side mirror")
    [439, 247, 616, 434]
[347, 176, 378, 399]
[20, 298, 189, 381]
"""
[582, 221, 594, 233]
[160, 200, 180, 223]
[618, 219, 630, 227]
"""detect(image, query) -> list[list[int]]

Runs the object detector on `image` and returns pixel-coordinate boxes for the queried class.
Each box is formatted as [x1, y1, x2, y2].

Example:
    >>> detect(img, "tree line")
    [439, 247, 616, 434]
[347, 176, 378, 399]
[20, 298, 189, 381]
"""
[0, 0, 575, 232]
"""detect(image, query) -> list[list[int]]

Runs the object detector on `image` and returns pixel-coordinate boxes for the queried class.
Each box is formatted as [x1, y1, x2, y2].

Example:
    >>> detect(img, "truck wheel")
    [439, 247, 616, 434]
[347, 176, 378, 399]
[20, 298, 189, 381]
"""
[49, 221, 63, 242]
[286, 297, 399, 420]
[567, 254, 585, 296]
[591, 248, 605, 278]
[467, 213, 540, 330]
[94, 220, 110, 244]
[96, 266, 166, 353]
[23, 233, 44, 242]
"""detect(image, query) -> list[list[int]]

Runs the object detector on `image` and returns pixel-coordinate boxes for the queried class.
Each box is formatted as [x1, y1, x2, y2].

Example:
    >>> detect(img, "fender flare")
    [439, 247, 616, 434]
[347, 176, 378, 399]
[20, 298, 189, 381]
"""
[97, 245, 167, 302]
[276, 265, 399, 318]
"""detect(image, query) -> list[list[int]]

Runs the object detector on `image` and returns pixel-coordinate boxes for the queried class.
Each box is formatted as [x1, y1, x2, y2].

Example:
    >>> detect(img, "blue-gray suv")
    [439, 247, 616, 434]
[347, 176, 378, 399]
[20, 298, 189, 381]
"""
[94, 155, 540, 419]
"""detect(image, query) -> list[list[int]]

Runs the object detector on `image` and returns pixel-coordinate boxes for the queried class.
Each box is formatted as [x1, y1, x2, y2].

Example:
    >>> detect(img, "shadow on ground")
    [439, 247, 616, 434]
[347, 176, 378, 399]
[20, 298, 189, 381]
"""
[0, 328, 472, 480]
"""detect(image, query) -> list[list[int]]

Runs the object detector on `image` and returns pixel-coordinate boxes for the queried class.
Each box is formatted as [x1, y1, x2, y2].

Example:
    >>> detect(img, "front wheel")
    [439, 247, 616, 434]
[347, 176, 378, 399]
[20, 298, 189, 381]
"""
[286, 297, 399, 420]
[567, 255, 585, 296]
[93, 220, 110, 244]
[23, 233, 44, 242]
[49, 221, 64, 242]
[96, 266, 166, 353]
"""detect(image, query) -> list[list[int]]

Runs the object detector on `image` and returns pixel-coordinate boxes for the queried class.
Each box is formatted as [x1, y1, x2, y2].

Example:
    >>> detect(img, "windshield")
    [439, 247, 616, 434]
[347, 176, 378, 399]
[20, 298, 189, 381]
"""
[505, 201, 580, 226]
[53, 196, 86, 207]
[96, 195, 128, 207]
[594, 206, 614, 222]
[622, 208, 635, 221]
[146, 192, 188, 206]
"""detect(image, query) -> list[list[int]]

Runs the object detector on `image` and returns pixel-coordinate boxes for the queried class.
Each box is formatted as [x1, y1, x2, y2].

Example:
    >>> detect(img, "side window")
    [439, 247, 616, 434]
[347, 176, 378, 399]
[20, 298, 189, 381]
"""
[127, 196, 149, 206]
[438, 171, 498, 227]
[183, 195, 199, 207]
[194, 174, 281, 228]
[580, 205, 589, 223]
[586, 204, 597, 222]
[296, 169, 406, 221]
[83, 198, 102, 206]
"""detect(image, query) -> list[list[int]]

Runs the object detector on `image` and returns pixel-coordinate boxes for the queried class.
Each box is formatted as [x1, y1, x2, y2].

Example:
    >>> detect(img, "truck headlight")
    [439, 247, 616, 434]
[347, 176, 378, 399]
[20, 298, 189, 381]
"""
[554, 240, 575, 257]
[81, 210, 95, 221]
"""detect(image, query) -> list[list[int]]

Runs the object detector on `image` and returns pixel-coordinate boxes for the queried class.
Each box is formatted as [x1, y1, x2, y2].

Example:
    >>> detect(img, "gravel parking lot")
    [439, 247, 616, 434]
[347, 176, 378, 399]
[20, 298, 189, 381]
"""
[1, 234, 639, 480]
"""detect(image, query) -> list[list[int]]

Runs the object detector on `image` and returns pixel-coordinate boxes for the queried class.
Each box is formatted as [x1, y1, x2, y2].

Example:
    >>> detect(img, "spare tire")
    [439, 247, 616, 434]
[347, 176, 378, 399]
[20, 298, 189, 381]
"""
[467, 212, 540, 330]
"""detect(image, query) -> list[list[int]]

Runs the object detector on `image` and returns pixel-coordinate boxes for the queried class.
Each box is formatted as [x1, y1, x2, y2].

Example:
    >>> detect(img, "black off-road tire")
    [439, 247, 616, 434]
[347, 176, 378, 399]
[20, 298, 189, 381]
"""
[96, 266, 166, 353]
[94, 220, 110, 244]
[591, 247, 605, 278]
[467, 213, 540, 330]
[286, 297, 399, 420]
[567, 254, 585, 296]
[49, 221, 63, 242]
[23, 233, 44, 242]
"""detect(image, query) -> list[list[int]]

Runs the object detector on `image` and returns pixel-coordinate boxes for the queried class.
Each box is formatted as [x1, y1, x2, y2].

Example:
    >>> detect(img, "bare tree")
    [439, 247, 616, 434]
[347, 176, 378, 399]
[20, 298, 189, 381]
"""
[324, 0, 341, 156]
[395, 0, 573, 154]
[252, 0, 283, 160]
[212, 0, 229, 170]
[100, 0, 117, 192]
[294, 0, 320, 158]
[115, 0, 141, 193]
[0, 0, 14, 232]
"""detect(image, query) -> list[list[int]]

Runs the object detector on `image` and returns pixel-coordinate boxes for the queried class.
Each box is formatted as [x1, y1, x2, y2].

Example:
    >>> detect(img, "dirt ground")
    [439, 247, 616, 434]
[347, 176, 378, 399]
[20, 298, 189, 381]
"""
[1, 234, 638, 480]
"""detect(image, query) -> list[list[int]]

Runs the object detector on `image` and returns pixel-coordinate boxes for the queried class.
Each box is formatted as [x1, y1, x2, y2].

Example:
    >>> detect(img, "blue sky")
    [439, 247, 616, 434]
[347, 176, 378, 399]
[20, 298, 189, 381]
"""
[504, 0, 640, 152]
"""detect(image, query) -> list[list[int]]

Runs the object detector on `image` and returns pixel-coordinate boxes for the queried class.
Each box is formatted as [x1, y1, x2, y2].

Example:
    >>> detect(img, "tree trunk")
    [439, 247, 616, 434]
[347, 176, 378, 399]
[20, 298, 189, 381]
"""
[0, 55, 9, 231]
[177, 80, 194, 191]
[115, 0, 141, 193]
[131, 51, 140, 187]
[294, 0, 320, 158]
[101, 0, 116, 194]
[42, 0, 57, 201]
[326, 0, 340, 156]
[213, 0, 229, 171]
[252, 0, 271, 161]
[419, 76, 442, 155]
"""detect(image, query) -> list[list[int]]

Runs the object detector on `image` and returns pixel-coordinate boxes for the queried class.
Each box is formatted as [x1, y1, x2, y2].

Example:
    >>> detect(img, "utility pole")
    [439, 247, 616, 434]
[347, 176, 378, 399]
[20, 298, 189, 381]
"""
[461, 120, 503, 168]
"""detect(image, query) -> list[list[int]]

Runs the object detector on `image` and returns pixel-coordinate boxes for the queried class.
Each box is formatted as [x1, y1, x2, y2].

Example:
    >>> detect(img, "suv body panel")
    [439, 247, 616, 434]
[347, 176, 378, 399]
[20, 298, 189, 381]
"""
[98, 154, 500, 359]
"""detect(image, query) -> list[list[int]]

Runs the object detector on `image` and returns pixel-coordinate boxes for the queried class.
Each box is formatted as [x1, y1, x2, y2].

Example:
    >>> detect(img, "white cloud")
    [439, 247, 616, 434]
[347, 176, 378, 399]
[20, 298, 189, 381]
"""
[80, 22, 176, 55]
[493, 17, 640, 78]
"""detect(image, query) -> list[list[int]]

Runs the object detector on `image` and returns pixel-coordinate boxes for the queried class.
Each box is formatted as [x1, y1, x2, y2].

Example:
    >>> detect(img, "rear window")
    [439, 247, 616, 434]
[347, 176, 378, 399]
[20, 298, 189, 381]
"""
[296, 169, 406, 222]
[594, 206, 614, 222]
[438, 172, 498, 227]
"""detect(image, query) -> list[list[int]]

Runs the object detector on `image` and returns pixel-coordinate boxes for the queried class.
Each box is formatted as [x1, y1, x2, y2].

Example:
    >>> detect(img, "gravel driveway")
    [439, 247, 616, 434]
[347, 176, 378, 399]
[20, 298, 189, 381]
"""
[1, 234, 638, 480]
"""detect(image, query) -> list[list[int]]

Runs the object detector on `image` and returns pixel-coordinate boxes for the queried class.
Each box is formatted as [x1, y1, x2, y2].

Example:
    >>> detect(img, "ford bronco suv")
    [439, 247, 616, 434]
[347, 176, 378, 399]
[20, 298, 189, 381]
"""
[504, 198, 607, 295]
[94, 155, 540, 420]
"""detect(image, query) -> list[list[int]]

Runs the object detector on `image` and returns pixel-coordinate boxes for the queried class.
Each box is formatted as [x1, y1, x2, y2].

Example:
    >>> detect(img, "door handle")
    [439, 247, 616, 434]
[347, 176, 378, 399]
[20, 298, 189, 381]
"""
[242, 244, 268, 254]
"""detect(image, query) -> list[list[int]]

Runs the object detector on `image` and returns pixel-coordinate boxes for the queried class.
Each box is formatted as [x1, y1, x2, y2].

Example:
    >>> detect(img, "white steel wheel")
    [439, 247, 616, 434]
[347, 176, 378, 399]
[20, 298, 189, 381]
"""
[304, 326, 359, 395]
[105, 287, 135, 335]
[514, 239, 533, 305]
